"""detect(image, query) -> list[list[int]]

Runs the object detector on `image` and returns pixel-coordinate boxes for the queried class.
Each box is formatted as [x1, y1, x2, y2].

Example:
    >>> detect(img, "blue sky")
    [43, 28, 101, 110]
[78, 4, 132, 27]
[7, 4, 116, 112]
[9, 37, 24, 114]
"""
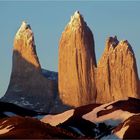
[0, 1, 140, 97]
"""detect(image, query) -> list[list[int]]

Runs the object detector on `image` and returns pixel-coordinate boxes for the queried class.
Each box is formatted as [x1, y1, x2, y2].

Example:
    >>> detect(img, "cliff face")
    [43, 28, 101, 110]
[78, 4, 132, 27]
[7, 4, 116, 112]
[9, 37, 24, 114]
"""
[96, 36, 139, 103]
[2, 21, 57, 112]
[58, 11, 97, 107]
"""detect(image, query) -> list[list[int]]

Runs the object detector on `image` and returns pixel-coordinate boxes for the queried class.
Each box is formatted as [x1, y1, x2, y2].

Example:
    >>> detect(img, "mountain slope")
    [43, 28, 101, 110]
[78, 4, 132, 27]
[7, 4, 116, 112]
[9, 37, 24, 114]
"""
[42, 97, 140, 139]
[0, 116, 79, 139]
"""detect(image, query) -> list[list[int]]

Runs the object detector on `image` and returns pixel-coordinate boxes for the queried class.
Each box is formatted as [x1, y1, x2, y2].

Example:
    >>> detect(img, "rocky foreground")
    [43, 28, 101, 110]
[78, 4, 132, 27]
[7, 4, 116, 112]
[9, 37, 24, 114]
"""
[0, 97, 140, 139]
[41, 97, 140, 139]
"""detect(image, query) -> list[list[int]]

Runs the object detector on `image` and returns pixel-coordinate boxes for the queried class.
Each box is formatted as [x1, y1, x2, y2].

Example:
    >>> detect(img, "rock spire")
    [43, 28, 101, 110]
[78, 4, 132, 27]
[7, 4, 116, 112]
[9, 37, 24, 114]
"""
[96, 36, 139, 103]
[58, 11, 97, 107]
[2, 21, 56, 112]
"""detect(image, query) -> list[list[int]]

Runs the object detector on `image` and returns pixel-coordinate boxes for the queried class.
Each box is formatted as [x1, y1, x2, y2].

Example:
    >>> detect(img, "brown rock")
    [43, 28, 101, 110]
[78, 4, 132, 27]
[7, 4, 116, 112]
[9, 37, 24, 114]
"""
[96, 36, 139, 103]
[2, 21, 57, 112]
[0, 116, 78, 139]
[113, 114, 140, 139]
[58, 11, 97, 107]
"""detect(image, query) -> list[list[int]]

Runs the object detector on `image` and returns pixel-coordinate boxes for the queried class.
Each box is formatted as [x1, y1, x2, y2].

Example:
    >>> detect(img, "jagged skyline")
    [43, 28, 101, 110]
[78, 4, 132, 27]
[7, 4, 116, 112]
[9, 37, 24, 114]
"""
[0, 1, 140, 97]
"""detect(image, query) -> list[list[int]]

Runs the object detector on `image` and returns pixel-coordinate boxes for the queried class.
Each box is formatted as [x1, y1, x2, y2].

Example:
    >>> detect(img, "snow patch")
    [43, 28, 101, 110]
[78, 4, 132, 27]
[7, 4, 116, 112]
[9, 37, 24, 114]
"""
[83, 99, 134, 126]
[0, 125, 14, 135]
[34, 115, 45, 120]
[70, 11, 81, 21]
[1, 120, 7, 125]
[41, 109, 74, 126]
[106, 105, 113, 110]
[21, 100, 33, 106]
[13, 99, 33, 108]
[4, 112, 17, 117]
[115, 125, 129, 139]
[15, 21, 32, 39]
[68, 11, 84, 31]
[83, 109, 134, 126]
[69, 126, 85, 136]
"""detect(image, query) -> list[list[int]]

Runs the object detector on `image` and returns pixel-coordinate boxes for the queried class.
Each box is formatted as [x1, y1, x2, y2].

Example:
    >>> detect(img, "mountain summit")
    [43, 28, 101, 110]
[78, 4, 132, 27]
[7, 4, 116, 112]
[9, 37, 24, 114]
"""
[58, 11, 97, 107]
[68, 11, 86, 30]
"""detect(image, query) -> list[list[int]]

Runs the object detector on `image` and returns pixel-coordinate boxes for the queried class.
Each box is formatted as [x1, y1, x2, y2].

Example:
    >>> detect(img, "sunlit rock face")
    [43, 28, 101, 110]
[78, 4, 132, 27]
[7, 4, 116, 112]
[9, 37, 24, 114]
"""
[58, 11, 97, 107]
[13, 21, 41, 72]
[96, 36, 139, 103]
[2, 21, 57, 112]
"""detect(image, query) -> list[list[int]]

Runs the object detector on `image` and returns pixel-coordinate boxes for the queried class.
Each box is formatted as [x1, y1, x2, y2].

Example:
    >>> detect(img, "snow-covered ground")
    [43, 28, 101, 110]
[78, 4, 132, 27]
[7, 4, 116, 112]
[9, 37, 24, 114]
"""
[83, 100, 134, 126]
[0, 125, 14, 135]
[69, 126, 85, 136]
[34, 115, 45, 120]
[41, 109, 74, 126]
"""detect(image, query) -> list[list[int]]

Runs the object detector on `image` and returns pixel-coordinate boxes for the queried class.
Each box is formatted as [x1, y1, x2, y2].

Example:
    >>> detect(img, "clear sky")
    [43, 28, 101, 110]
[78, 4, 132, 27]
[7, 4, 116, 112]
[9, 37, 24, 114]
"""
[0, 1, 140, 97]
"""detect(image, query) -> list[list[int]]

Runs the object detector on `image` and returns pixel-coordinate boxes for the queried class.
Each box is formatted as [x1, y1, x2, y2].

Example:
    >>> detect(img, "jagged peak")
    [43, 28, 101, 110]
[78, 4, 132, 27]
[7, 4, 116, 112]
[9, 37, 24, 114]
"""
[106, 36, 119, 51]
[70, 11, 81, 21]
[119, 40, 130, 46]
[68, 11, 86, 30]
[15, 21, 32, 39]
[105, 36, 134, 54]
[118, 40, 134, 54]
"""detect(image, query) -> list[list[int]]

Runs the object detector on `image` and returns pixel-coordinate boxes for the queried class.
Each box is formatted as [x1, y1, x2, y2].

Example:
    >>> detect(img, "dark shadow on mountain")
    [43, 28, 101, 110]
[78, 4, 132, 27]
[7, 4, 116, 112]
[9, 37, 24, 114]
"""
[0, 50, 73, 114]
[0, 101, 41, 119]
